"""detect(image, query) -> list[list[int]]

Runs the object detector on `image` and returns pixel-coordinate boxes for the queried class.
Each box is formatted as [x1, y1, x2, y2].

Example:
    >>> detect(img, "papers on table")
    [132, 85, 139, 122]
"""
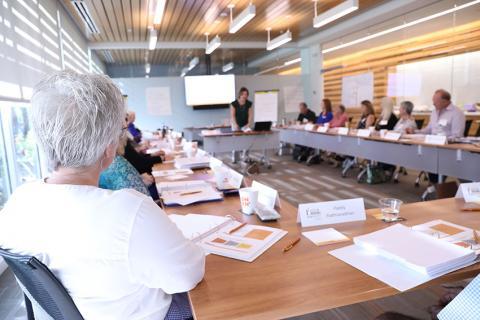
[169, 214, 287, 262]
[152, 169, 194, 177]
[329, 224, 477, 291]
[302, 228, 350, 246]
[169, 214, 232, 241]
[174, 156, 211, 169]
[201, 129, 222, 136]
[158, 181, 223, 206]
[212, 166, 243, 190]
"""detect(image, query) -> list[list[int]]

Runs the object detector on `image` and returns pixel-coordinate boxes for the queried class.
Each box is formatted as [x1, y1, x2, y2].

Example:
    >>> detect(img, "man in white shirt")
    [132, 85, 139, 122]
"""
[409, 89, 465, 139]
[0, 71, 205, 320]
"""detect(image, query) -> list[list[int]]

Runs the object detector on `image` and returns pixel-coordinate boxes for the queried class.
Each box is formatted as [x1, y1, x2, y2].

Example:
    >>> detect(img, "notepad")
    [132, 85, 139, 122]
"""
[302, 228, 349, 246]
[168, 214, 287, 262]
[160, 183, 223, 206]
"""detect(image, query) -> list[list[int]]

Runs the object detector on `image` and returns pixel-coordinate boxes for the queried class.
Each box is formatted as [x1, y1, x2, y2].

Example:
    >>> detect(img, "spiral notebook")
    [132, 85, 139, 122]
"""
[169, 214, 287, 262]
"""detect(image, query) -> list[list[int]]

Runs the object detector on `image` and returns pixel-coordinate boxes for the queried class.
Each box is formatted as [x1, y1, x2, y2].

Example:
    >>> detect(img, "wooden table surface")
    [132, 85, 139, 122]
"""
[155, 163, 480, 320]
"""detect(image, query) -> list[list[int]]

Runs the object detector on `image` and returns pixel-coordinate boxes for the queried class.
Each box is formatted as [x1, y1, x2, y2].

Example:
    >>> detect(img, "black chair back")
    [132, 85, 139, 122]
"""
[415, 119, 425, 129]
[0, 248, 84, 320]
[464, 119, 472, 137]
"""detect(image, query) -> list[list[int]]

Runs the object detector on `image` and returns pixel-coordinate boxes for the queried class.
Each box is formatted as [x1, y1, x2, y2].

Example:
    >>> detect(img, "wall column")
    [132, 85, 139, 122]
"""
[301, 44, 323, 113]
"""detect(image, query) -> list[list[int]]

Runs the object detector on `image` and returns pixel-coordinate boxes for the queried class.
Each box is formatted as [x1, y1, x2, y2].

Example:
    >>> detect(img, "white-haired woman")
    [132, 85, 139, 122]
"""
[375, 97, 398, 130]
[0, 71, 204, 320]
[393, 101, 417, 133]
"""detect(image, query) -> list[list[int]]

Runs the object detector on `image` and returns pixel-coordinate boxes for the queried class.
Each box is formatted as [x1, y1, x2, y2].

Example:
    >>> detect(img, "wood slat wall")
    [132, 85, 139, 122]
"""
[322, 21, 480, 132]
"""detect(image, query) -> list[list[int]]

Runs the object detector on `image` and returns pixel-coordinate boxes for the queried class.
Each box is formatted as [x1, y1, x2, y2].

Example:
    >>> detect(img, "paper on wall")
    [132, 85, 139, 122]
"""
[283, 86, 305, 113]
[146, 87, 172, 116]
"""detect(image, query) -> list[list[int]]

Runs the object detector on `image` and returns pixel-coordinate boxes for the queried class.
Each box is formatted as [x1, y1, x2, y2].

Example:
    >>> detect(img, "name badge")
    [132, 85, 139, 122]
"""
[438, 118, 448, 126]
[297, 198, 366, 227]
[317, 126, 329, 133]
[455, 182, 480, 203]
[357, 129, 371, 138]
[251, 181, 281, 209]
[425, 135, 447, 145]
[304, 123, 315, 131]
[384, 131, 401, 141]
[337, 127, 349, 135]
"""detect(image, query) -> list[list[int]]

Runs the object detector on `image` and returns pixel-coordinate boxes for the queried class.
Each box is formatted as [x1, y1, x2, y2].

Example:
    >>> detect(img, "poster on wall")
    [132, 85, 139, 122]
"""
[254, 90, 278, 122]
[283, 86, 304, 113]
[146, 87, 172, 116]
[341, 72, 374, 108]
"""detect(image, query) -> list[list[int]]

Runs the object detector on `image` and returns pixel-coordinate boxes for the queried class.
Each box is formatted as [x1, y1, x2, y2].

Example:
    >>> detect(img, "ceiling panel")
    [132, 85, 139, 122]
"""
[62, 0, 382, 66]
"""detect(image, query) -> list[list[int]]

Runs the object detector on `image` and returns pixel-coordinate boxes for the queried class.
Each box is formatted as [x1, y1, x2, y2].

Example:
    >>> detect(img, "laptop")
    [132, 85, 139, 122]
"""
[253, 121, 272, 132]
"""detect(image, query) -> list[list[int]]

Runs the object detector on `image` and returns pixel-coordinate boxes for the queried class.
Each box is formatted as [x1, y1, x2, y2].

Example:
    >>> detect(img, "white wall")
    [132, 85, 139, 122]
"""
[114, 75, 305, 132]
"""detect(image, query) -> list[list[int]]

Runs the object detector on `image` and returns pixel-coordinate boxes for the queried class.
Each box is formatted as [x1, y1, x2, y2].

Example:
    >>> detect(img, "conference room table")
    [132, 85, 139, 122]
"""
[154, 162, 480, 320]
[183, 125, 230, 143]
[277, 127, 480, 181]
[202, 130, 280, 167]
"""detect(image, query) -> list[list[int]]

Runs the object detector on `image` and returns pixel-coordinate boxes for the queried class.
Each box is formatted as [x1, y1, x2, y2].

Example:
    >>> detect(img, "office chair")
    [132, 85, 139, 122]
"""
[0, 248, 84, 320]
[464, 119, 472, 137]
[414, 119, 425, 130]
[476, 124, 480, 137]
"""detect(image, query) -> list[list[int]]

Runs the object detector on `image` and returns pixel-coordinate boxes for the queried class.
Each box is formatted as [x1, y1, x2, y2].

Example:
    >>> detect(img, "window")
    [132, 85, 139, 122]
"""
[0, 113, 10, 209]
[0, 101, 42, 195]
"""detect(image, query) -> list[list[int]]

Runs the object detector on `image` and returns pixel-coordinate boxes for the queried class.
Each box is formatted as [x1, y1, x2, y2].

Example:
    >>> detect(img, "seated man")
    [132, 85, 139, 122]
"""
[407, 89, 465, 187]
[0, 71, 205, 319]
[293, 102, 316, 162]
[297, 102, 316, 123]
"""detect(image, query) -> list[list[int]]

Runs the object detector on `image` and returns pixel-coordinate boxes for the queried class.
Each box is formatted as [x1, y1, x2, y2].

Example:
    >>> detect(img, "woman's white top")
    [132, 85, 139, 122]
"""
[0, 181, 205, 320]
[394, 117, 417, 133]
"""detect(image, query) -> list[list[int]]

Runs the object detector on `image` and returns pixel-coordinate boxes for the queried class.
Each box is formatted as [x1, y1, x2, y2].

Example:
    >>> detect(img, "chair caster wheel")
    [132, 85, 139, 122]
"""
[393, 179, 399, 184]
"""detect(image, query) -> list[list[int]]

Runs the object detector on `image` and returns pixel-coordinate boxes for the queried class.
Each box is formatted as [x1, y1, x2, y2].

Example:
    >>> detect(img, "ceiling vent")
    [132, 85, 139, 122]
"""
[71, 0, 100, 34]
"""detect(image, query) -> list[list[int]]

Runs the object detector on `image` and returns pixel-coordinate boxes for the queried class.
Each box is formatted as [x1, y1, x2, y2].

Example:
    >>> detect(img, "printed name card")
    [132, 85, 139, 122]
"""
[337, 127, 349, 135]
[384, 131, 402, 141]
[317, 126, 329, 133]
[297, 198, 366, 227]
[213, 166, 243, 190]
[455, 182, 480, 203]
[304, 123, 316, 131]
[357, 129, 371, 138]
[209, 157, 223, 169]
[425, 134, 447, 145]
[251, 180, 281, 209]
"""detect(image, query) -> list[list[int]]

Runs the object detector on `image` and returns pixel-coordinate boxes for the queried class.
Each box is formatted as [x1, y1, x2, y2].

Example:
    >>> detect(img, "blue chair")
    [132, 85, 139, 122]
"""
[0, 248, 84, 320]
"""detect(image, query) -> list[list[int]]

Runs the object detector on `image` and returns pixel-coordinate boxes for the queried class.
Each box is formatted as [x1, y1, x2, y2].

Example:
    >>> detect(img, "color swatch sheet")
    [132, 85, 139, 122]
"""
[200, 222, 287, 262]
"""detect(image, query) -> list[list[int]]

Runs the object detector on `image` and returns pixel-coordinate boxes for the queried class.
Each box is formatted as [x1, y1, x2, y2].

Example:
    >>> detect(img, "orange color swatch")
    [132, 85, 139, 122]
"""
[244, 229, 272, 240]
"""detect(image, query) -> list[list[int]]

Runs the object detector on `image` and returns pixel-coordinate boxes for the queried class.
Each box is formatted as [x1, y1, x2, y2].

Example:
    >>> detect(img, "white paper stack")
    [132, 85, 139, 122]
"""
[174, 156, 211, 170]
[330, 224, 477, 291]
[169, 214, 232, 241]
[152, 169, 194, 177]
[354, 224, 476, 276]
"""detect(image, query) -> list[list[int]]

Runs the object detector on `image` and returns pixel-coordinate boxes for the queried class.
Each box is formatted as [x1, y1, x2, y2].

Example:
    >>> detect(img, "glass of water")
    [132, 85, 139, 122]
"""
[378, 198, 403, 222]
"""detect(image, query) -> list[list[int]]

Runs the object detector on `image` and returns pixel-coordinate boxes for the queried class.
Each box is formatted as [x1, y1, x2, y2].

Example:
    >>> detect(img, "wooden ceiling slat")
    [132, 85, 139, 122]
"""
[64, 0, 383, 64]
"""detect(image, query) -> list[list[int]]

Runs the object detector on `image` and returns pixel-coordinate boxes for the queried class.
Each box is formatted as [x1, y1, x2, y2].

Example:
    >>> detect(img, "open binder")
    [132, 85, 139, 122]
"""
[169, 214, 287, 262]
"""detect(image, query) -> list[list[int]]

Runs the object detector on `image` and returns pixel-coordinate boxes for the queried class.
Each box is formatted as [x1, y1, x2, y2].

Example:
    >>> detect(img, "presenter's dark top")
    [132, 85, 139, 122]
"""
[231, 99, 252, 128]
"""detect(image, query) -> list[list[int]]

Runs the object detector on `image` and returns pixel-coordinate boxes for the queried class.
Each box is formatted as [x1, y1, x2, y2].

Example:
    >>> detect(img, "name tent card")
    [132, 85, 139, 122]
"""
[384, 131, 401, 141]
[304, 123, 316, 131]
[297, 198, 366, 227]
[337, 127, 349, 135]
[251, 181, 281, 210]
[317, 126, 329, 133]
[455, 182, 480, 203]
[425, 135, 447, 145]
[357, 129, 371, 138]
